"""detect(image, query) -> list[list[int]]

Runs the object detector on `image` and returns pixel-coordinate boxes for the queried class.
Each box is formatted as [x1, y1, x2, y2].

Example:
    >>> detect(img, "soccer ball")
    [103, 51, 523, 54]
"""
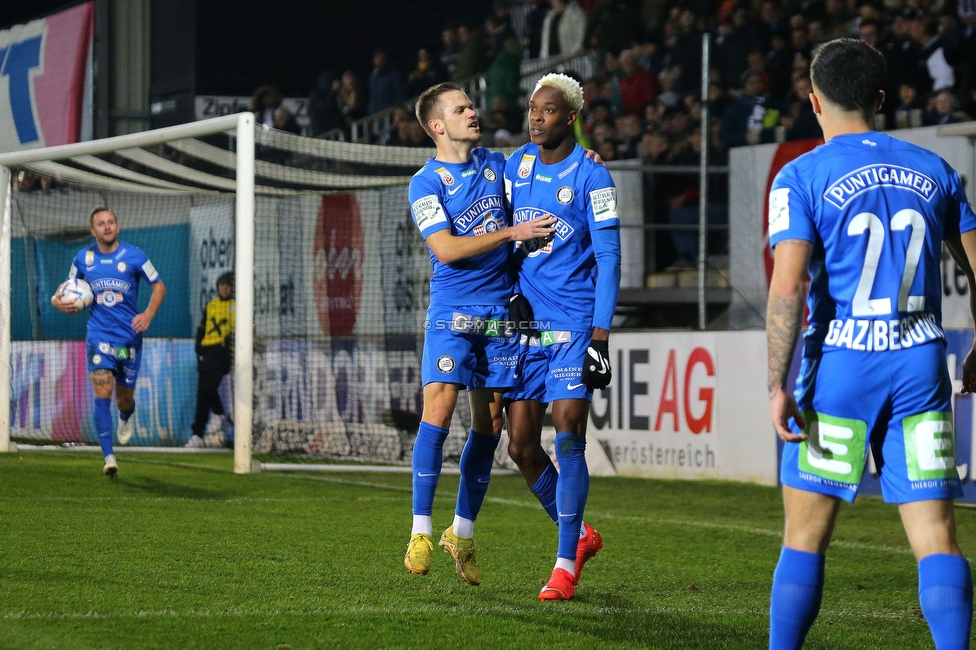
[59, 278, 94, 309]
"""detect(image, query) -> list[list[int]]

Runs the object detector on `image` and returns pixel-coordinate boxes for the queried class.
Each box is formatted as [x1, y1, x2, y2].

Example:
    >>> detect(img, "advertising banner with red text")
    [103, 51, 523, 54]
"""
[589, 331, 776, 484]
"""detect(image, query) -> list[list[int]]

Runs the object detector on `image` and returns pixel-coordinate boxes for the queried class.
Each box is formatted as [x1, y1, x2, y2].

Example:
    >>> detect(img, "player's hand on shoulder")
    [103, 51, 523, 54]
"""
[583, 148, 604, 165]
[962, 345, 976, 393]
[510, 213, 556, 242]
[769, 386, 807, 443]
[582, 339, 612, 390]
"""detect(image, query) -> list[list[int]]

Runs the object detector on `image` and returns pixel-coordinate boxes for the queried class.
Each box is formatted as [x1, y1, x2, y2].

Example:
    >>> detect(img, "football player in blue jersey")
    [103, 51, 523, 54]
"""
[404, 82, 558, 585]
[503, 73, 621, 601]
[51, 206, 166, 478]
[766, 39, 974, 648]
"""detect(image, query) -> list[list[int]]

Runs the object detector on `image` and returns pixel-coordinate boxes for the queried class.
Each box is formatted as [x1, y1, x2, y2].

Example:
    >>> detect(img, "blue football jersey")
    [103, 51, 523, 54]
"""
[409, 147, 512, 306]
[69, 241, 160, 345]
[769, 132, 976, 354]
[505, 143, 619, 331]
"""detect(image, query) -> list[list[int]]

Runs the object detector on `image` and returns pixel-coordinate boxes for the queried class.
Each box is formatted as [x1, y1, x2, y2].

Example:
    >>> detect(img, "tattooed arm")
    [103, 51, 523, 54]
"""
[767, 239, 812, 442]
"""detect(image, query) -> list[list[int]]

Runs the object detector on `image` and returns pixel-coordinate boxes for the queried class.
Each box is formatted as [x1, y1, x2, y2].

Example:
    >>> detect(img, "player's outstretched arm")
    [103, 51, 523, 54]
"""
[425, 215, 556, 265]
[132, 279, 166, 334]
[945, 231, 976, 392]
[767, 239, 812, 442]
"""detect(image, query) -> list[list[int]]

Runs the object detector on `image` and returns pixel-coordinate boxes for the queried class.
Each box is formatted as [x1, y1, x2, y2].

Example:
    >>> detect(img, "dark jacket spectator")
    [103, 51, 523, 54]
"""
[251, 85, 285, 128]
[337, 71, 366, 127]
[911, 14, 955, 94]
[487, 37, 523, 111]
[453, 24, 490, 80]
[524, 0, 548, 58]
[719, 70, 784, 147]
[439, 26, 460, 79]
[407, 48, 446, 97]
[308, 72, 344, 137]
[368, 50, 405, 115]
[783, 76, 822, 141]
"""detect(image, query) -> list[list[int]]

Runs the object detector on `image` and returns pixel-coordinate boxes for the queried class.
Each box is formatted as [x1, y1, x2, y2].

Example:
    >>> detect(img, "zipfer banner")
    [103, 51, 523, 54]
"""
[0, 2, 94, 153]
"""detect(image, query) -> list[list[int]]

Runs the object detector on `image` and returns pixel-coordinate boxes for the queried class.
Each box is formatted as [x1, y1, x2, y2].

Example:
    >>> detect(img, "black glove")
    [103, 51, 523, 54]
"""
[508, 293, 537, 337]
[582, 339, 612, 391]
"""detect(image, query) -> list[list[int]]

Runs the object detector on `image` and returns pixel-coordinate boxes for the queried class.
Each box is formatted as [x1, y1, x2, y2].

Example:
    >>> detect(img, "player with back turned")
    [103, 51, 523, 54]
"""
[504, 73, 621, 601]
[51, 206, 166, 477]
[404, 81, 557, 585]
[766, 39, 974, 648]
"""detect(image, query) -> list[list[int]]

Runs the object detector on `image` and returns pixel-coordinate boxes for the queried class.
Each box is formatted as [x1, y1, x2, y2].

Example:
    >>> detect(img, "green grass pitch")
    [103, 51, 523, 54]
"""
[0, 451, 972, 649]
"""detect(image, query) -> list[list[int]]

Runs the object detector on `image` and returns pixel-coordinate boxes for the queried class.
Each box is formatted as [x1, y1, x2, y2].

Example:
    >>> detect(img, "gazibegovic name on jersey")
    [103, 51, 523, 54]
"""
[504, 142, 619, 332]
[409, 147, 512, 307]
[69, 241, 160, 345]
[769, 132, 976, 354]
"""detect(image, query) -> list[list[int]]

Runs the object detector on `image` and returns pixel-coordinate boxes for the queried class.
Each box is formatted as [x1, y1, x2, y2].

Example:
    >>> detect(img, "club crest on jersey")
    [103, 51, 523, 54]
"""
[433, 167, 454, 186]
[557, 186, 573, 204]
[473, 213, 505, 235]
[517, 154, 535, 179]
[117, 261, 127, 272]
[483, 167, 497, 182]
[520, 236, 554, 256]
[85, 251, 94, 265]
[436, 355, 456, 373]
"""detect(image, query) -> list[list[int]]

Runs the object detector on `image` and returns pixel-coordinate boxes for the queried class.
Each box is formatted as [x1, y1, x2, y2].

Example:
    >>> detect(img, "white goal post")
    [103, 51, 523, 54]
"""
[0, 113, 257, 473]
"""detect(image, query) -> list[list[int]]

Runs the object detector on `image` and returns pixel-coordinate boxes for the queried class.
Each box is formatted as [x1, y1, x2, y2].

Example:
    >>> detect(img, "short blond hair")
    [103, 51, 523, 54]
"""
[88, 206, 116, 228]
[533, 73, 584, 113]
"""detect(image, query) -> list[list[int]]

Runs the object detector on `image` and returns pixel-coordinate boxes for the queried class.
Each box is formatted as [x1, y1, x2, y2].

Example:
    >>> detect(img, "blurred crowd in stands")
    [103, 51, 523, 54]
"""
[261, 0, 975, 160]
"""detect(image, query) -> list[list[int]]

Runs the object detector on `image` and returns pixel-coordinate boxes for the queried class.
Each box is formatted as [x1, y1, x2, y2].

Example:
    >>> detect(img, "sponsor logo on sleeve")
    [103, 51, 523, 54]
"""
[433, 167, 455, 185]
[517, 154, 535, 179]
[142, 260, 158, 281]
[768, 187, 790, 235]
[589, 187, 618, 223]
[412, 194, 449, 230]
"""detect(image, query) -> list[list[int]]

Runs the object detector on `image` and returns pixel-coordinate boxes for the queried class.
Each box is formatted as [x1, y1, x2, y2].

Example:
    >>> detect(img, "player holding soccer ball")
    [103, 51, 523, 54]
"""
[51, 206, 166, 478]
[504, 73, 621, 601]
[766, 40, 973, 648]
[404, 82, 558, 585]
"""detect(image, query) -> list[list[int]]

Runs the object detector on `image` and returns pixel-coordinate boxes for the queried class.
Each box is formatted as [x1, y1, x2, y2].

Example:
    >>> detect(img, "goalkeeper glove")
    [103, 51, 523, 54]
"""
[582, 339, 612, 391]
[508, 293, 537, 337]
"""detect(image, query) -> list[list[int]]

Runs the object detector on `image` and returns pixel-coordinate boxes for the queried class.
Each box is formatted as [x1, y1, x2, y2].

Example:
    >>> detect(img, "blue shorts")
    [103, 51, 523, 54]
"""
[86, 338, 142, 388]
[781, 342, 962, 504]
[421, 305, 518, 390]
[505, 330, 592, 404]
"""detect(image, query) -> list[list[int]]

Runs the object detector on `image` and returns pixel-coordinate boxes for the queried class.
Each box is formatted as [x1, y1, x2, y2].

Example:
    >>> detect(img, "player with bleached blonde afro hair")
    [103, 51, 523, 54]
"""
[533, 73, 584, 114]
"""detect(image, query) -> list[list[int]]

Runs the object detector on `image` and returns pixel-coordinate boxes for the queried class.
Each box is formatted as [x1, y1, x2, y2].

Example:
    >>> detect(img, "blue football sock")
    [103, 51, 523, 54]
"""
[554, 432, 588, 561]
[456, 429, 500, 521]
[119, 403, 135, 421]
[530, 460, 559, 524]
[769, 547, 825, 650]
[94, 397, 114, 457]
[918, 554, 973, 650]
[411, 422, 450, 516]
